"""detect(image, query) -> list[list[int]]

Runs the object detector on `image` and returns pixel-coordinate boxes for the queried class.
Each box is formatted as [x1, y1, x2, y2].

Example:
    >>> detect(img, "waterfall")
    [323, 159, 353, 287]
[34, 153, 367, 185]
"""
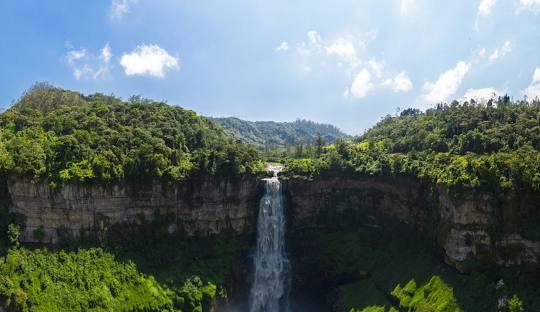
[249, 166, 290, 312]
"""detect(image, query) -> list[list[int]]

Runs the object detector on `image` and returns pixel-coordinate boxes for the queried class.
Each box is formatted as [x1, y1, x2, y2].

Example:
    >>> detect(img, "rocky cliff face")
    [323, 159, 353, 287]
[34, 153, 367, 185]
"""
[7, 175, 261, 243]
[284, 176, 540, 272]
[6, 172, 540, 272]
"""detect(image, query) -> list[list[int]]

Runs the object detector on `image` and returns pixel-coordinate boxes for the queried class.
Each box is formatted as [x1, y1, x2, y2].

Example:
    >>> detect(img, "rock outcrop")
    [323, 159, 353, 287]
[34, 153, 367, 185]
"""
[284, 176, 540, 272]
[7, 175, 261, 243]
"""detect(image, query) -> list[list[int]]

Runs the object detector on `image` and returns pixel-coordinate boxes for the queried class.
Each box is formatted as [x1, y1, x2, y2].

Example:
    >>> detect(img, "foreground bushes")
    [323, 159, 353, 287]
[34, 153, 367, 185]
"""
[0, 247, 220, 311]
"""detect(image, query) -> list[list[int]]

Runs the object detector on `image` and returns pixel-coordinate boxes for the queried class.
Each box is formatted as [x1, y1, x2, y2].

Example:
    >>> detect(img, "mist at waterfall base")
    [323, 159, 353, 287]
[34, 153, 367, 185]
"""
[248, 172, 291, 312]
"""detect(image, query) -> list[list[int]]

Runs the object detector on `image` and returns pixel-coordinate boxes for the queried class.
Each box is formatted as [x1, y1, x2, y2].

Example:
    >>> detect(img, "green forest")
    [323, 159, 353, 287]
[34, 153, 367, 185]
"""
[283, 97, 540, 194]
[212, 117, 349, 150]
[0, 86, 539, 311]
[0, 84, 265, 186]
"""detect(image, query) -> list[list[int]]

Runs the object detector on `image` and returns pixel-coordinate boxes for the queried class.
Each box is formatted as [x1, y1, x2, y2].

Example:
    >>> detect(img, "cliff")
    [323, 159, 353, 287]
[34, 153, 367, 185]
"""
[5, 172, 540, 273]
[7, 175, 261, 243]
[284, 176, 540, 272]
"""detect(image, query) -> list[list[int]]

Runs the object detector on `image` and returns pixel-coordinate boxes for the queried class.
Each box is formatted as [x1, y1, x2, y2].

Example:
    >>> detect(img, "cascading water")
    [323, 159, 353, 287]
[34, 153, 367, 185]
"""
[249, 165, 290, 312]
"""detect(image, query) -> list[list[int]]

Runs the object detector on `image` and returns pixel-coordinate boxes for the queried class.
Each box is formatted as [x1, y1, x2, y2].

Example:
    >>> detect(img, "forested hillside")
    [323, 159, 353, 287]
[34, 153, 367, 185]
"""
[0, 84, 265, 185]
[212, 117, 350, 149]
[284, 97, 540, 194]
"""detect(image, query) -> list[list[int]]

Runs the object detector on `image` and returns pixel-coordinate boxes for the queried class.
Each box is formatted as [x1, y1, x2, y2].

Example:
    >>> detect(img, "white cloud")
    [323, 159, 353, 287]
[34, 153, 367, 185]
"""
[524, 67, 540, 100]
[101, 43, 112, 63]
[475, 0, 497, 30]
[67, 49, 86, 64]
[478, 48, 487, 57]
[400, 0, 415, 14]
[120, 44, 179, 78]
[349, 69, 374, 98]
[488, 40, 512, 63]
[276, 41, 289, 51]
[66, 44, 111, 80]
[382, 72, 413, 92]
[461, 87, 501, 103]
[368, 59, 385, 78]
[517, 0, 540, 13]
[296, 30, 363, 70]
[326, 38, 359, 67]
[110, 0, 138, 20]
[422, 61, 471, 103]
[479, 0, 497, 15]
[297, 30, 324, 55]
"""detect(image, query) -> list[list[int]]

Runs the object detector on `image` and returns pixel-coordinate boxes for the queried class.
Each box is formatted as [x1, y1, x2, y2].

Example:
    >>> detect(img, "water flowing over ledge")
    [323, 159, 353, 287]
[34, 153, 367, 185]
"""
[249, 164, 290, 312]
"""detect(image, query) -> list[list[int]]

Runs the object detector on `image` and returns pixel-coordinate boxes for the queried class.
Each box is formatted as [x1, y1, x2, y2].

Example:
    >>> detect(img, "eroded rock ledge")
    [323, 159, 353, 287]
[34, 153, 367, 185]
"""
[284, 176, 540, 272]
[7, 175, 261, 243]
[4, 174, 540, 272]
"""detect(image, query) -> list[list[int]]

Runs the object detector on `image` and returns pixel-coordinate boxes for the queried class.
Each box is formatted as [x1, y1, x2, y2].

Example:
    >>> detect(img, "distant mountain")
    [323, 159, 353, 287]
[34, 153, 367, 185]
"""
[211, 117, 350, 148]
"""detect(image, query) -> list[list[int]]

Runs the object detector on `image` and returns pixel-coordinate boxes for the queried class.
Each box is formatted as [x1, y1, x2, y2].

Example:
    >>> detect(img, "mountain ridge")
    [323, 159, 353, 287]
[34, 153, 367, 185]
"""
[211, 117, 350, 149]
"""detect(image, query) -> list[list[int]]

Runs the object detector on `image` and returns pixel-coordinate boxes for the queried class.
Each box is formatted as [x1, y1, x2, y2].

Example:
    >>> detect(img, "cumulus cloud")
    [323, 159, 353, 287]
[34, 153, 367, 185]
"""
[368, 59, 385, 78]
[101, 43, 112, 63]
[297, 30, 324, 55]
[400, 0, 415, 14]
[517, 0, 540, 13]
[110, 0, 138, 20]
[66, 44, 112, 80]
[382, 72, 413, 92]
[478, 48, 487, 57]
[349, 69, 374, 98]
[523, 67, 540, 100]
[475, 0, 497, 30]
[461, 87, 501, 103]
[488, 41, 512, 63]
[326, 38, 359, 68]
[66, 48, 86, 65]
[276, 41, 289, 51]
[295, 30, 362, 69]
[120, 44, 179, 78]
[422, 61, 471, 103]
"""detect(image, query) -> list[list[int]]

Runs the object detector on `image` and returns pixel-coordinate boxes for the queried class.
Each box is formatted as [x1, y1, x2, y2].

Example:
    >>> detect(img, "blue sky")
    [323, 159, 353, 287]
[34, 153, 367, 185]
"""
[1, 0, 539, 134]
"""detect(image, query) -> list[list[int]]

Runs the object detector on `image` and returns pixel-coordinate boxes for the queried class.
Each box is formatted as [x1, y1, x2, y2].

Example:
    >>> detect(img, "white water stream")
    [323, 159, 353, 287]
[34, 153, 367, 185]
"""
[249, 165, 290, 312]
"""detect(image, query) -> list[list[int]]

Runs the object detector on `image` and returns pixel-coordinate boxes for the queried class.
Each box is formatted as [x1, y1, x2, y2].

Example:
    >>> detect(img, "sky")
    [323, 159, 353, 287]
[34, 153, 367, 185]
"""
[0, 0, 539, 134]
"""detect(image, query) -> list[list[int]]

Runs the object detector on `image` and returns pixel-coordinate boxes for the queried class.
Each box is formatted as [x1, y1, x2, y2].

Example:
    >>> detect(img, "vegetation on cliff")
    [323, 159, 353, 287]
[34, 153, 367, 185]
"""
[0, 246, 221, 312]
[212, 117, 349, 150]
[0, 84, 265, 185]
[283, 98, 540, 193]
[289, 226, 536, 311]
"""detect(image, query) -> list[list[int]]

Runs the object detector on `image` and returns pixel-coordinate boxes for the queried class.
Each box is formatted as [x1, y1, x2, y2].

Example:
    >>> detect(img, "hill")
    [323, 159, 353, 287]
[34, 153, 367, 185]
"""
[284, 97, 540, 194]
[0, 84, 265, 185]
[211, 117, 350, 149]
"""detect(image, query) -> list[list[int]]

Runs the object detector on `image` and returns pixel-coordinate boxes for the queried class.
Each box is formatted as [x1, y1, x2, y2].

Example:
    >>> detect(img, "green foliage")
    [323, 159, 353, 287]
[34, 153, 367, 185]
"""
[391, 276, 462, 312]
[105, 222, 249, 286]
[0, 85, 265, 184]
[212, 117, 350, 150]
[7, 223, 20, 248]
[290, 228, 535, 311]
[0, 247, 220, 312]
[350, 306, 398, 312]
[351, 276, 461, 312]
[283, 100, 540, 193]
[508, 294, 525, 312]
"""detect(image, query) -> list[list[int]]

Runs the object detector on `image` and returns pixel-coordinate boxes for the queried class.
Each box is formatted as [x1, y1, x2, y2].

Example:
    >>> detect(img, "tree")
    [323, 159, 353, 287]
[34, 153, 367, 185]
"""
[316, 132, 325, 156]
[295, 139, 304, 158]
[7, 223, 20, 248]
[508, 294, 524, 312]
